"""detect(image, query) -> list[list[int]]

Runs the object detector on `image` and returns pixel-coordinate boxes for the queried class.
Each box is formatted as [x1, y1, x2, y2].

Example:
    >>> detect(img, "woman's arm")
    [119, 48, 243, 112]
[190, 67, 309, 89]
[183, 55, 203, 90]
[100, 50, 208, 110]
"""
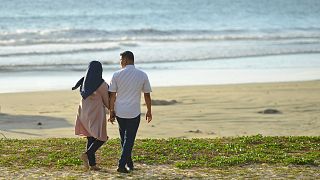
[102, 83, 110, 109]
[108, 92, 116, 124]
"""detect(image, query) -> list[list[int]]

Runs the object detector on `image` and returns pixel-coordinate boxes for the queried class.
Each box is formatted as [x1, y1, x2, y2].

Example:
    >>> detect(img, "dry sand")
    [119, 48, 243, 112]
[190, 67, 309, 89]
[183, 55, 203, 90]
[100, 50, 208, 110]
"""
[0, 80, 319, 139]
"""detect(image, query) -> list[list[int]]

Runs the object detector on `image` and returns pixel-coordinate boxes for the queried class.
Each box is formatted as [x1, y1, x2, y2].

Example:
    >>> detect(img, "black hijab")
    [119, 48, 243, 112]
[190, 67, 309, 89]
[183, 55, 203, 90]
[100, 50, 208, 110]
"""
[72, 61, 104, 99]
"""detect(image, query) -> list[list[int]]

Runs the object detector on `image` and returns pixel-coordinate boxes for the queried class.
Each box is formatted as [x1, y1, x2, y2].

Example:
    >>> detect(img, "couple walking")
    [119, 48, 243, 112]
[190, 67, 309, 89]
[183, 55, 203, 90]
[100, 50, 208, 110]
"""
[72, 51, 152, 173]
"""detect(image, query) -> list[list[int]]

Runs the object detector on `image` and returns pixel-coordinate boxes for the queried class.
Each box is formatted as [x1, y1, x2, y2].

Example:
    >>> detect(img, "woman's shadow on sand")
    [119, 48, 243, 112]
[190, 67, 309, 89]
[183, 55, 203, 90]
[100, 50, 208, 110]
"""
[0, 113, 73, 137]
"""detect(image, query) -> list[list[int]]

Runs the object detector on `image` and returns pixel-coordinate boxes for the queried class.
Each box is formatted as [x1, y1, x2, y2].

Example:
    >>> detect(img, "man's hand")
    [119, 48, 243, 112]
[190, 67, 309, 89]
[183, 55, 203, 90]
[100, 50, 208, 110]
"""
[108, 110, 115, 124]
[146, 110, 152, 123]
[144, 93, 152, 123]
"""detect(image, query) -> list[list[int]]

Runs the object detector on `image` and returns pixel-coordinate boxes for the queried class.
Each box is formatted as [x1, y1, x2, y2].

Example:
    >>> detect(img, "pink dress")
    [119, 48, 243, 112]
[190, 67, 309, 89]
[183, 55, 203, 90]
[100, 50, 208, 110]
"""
[75, 82, 109, 141]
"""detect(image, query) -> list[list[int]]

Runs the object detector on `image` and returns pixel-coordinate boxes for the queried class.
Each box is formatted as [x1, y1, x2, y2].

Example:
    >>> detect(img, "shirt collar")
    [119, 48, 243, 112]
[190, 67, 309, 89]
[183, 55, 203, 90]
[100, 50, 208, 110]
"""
[125, 65, 135, 69]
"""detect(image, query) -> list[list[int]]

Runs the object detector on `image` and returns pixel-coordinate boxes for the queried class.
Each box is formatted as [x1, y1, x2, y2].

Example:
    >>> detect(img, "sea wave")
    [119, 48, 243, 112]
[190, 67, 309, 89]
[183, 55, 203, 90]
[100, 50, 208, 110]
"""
[1, 28, 320, 46]
[1, 50, 320, 72]
[0, 46, 120, 57]
[0, 61, 115, 72]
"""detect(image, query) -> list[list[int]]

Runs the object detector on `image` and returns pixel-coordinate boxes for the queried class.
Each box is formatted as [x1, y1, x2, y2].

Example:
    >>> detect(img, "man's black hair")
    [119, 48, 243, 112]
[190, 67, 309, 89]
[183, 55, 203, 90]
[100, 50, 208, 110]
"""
[120, 51, 134, 62]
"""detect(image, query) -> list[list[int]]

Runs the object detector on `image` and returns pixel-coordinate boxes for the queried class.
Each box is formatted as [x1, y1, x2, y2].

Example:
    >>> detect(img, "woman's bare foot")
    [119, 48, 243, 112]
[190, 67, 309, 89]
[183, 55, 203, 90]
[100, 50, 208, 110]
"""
[80, 153, 89, 169]
[90, 165, 101, 171]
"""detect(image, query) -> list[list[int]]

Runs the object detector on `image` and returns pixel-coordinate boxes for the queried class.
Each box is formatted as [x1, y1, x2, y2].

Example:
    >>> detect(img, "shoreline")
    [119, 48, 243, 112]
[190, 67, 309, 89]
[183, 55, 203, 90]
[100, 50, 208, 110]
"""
[0, 80, 320, 139]
[0, 79, 319, 94]
[1, 53, 320, 93]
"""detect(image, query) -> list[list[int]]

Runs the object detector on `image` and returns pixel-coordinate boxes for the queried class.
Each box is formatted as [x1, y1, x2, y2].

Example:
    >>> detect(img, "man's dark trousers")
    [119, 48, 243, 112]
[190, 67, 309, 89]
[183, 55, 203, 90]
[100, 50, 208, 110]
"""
[116, 115, 141, 169]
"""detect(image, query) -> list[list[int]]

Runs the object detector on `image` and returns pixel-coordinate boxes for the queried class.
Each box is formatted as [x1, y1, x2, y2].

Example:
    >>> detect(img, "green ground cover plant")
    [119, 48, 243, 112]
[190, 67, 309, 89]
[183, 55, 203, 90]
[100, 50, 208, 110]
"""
[0, 135, 319, 170]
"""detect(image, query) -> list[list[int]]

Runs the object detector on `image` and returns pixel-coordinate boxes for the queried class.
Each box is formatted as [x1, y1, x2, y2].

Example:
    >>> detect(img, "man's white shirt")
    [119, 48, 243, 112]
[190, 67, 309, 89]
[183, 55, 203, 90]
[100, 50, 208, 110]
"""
[109, 65, 152, 118]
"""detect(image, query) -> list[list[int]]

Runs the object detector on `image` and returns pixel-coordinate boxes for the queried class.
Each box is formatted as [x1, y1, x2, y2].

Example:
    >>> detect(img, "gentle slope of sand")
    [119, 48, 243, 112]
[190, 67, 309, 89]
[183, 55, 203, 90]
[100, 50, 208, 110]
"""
[0, 80, 319, 139]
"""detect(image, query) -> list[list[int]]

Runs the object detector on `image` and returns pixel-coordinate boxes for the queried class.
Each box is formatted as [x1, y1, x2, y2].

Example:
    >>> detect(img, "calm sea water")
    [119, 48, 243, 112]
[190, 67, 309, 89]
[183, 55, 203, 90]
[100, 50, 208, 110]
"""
[0, 0, 320, 91]
[1, 0, 320, 70]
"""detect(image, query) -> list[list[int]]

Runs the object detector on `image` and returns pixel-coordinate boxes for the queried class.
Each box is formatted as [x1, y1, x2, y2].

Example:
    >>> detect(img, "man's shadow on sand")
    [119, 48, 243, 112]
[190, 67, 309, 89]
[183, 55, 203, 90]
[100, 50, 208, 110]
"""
[0, 113, 73, 137]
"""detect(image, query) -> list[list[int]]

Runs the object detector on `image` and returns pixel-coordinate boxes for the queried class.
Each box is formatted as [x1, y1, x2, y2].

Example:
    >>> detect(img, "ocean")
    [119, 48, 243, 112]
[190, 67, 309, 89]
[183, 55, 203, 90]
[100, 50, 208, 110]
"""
[1, 0, 320, 92]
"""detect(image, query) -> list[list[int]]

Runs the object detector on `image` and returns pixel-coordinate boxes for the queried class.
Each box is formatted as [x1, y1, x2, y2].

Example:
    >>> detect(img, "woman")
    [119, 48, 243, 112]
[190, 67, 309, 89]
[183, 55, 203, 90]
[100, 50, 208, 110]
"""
[72, 61, 109, 171]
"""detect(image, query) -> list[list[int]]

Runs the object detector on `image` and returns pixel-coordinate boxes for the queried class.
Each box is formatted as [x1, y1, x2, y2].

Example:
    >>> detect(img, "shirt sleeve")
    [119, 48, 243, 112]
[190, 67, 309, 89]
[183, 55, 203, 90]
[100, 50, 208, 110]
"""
[108, 73, 118, 92]
[142, 74, 152, 93]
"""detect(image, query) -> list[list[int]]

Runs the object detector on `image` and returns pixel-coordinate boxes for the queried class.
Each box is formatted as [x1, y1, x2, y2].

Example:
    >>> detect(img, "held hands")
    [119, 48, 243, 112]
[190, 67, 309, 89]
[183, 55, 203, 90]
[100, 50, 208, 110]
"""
[146, 110, 152, 123]
[108, 110, 115, 124]
[108, 110, 152, 123]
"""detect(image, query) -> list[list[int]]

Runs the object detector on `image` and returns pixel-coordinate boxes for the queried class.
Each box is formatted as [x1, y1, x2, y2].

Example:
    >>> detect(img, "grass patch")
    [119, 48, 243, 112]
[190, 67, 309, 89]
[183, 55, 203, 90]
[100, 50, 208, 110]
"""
[0, 135, 319, 170]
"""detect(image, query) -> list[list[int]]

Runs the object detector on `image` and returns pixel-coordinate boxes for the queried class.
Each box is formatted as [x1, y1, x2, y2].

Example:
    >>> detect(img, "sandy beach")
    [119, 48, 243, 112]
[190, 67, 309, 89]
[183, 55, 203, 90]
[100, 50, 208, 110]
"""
[0, 80, 319, 139]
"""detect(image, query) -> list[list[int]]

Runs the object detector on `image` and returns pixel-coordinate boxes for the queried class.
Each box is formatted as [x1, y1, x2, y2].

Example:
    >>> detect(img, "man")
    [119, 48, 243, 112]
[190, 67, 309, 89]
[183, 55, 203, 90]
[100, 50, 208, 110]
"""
[108, 51, 152, 173]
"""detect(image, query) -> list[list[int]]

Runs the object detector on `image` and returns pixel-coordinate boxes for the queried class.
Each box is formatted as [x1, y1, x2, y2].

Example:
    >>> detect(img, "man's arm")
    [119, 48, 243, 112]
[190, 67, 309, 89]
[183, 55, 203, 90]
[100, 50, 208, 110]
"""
[108, 92, 117, 124]
[144, 93, 152, 123]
